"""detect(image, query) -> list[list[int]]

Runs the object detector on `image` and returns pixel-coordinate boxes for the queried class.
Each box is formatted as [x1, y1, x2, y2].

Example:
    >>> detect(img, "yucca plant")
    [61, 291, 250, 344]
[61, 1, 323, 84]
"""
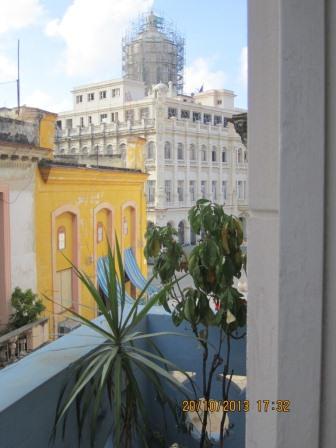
[51, 239, 195, 448]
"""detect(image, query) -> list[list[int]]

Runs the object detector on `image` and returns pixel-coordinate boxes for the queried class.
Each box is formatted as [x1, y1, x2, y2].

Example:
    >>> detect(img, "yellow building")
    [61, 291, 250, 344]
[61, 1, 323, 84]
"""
[35, 161, 148, 333]
[0, 106, 149, 337]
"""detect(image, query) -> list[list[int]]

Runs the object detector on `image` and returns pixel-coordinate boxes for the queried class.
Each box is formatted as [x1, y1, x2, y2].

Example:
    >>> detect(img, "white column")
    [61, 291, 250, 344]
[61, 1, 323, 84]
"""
[320, 2, 336, 446]
[247, 1, 325, 448]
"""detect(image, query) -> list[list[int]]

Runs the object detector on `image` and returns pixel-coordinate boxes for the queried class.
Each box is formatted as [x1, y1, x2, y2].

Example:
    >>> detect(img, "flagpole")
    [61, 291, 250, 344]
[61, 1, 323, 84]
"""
[17, 39, 20, 115]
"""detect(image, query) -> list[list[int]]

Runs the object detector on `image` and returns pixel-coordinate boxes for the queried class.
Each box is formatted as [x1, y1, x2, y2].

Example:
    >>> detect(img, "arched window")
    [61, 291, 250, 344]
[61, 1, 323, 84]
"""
[201, 145, 207, 162]
[119, 143, 127, 157]
[82, 146, 88, 154]
[212, 146, 217, 162]
[164, 141, 172, 159]
[237, 147, 243, 164]
[70, 147, 76, 154]
[244, 150, 248, 162]
[178, 221, 185, 245]
[222, 147, 227, 163]
[106, 144, 113, 154]
[177, 143, 184, 160]
[59, 148, 65, 154]
[57, 226, 66, 250]
[190, 144, 196, 161]
[97, 222, 103, 243]
[147, 141, 155, 159]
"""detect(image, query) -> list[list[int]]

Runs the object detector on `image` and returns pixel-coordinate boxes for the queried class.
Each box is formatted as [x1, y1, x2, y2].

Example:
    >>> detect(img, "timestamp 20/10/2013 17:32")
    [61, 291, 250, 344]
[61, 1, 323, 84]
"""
[182, 400, 291, 413]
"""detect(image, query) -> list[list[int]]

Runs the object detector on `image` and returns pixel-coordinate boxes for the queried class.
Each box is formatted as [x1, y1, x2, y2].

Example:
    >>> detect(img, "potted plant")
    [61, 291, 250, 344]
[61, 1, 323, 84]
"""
[7, 287, 45, 331]
[52, 240, 195, 447]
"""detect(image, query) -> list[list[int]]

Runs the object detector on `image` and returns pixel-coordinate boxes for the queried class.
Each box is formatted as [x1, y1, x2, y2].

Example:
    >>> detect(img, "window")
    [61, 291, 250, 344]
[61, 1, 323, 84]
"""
[212, 181, 217, 201]
[125, 110, 134, 123]
[76, 95, 83, 104]
[65, 119, 73, 129]
[244, 150, 248, 162]
[112, 88, 120, 97]
[87, 92, 94, 101]
[79, 117, 84, 127]
[189, 180, 196, 202]
[146, 180, 156, 204]
[168, 107, 177, 118]
[97, 222, 103, 243]
[70, 147, 76, 154]
[214, 115, 222, 125]
[99, 90, 107, 100]
[82, 146, 88, 154]
[119, 143, 126, 157]
[193, 112, 201, 122]
[222, 181, 227, 200]
[88, 116, 92, 125]
[165, 180, 172, 203]
[57, 227, 66, 250]
[237, 147, 243, 164]
[190, 144, 196, 161]
[181, 109, 190, 119]
[56, 120, 62, 129]
[111, 112, 118, 122]
[217, 99, 222, 105]
[201, 145, 207, 161]
[100, 113, 107, 123]
[177, 143, 184, 160]
[147, 141, 155, 159]
[222, 148, 227, 163]
[106, 144, 113, 154]
[201, 181, 207, 198]
[140, 108, 149, 119]
[204, 114, 212, 124]
[237, 180, 247, 200]
[212, 147, 217, 162]
[177, 180, 184, 202]
[164, 141, 172, 159]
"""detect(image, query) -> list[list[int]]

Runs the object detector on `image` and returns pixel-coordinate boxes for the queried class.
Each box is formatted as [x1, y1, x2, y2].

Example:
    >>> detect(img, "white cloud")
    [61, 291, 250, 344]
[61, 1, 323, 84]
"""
[240, 46, 248, 90]
[45, 0, 154, 77]
[0, 0, 43, 34]
[184, 57, 227, 94]
[22, 89, 71, 113]
[0, 53, 16, 82]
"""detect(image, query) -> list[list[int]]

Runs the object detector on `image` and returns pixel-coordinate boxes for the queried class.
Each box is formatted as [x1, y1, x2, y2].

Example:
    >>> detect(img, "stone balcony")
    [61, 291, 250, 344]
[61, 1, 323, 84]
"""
[56, 119, 156, 142]
[0, 318, 49, 368]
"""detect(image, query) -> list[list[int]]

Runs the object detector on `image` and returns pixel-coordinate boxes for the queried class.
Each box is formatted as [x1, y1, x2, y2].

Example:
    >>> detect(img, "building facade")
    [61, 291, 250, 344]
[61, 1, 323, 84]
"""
[55, 79, 248, 244]
[0, 108, 148, 337]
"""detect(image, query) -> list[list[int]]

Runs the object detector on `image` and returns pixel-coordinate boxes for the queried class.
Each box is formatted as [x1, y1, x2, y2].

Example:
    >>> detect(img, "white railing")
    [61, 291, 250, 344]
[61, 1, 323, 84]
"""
[0, 318, 49, 368]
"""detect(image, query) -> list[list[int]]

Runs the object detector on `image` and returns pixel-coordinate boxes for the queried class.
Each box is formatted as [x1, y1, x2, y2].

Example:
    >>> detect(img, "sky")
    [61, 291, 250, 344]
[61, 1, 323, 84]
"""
[0, 0, 247, 113]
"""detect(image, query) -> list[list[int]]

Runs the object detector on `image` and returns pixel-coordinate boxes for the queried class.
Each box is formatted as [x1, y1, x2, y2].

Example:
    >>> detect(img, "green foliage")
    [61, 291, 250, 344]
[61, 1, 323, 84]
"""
[145, 199, 247, 448]
[145, 199, 247, 332]
[52, 239, 193, 448]
[8, 287, 45, 330]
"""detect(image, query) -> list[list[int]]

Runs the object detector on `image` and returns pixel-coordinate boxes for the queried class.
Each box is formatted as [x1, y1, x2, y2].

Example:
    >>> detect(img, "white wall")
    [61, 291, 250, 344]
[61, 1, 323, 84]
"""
[247, 1, 325, 447]
[2, 164, 37, 295]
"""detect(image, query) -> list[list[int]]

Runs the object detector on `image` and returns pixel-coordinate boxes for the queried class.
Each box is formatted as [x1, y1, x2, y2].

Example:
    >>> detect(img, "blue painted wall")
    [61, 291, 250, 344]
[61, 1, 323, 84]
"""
[0, 306, 246, 448]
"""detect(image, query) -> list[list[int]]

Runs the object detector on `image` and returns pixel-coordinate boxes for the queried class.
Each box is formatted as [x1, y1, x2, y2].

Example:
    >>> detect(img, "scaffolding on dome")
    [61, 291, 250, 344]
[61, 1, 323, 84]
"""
[122, 11, 185, 95]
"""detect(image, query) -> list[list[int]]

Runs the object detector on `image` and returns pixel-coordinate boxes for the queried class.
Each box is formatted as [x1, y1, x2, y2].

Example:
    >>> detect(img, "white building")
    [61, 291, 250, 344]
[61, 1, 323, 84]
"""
[55, 79, 248, 244]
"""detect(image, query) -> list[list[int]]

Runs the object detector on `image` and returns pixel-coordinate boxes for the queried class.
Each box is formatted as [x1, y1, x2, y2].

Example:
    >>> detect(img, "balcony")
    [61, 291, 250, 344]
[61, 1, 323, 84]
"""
[0, 318, 49, 368]
[0, 307, 245, 447]
[55, 119, 155, 143]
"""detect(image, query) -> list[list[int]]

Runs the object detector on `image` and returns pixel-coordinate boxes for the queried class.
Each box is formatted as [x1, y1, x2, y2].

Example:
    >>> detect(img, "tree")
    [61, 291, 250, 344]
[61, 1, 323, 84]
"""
[145, 199, 247, 447]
